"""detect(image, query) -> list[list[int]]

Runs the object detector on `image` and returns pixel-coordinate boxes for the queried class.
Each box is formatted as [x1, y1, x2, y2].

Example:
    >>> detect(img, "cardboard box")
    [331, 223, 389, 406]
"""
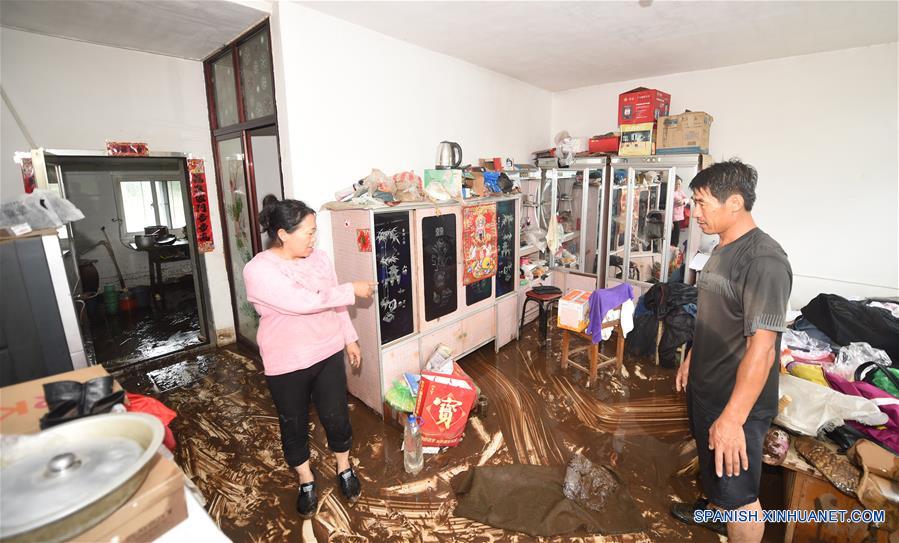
[618, 87, 671, 125]
[74, 455, 188, 543]
[618, 122, 657, 157]
[657, 111, 714, 155]
[1, 367, 188, 542]
[558, 289, 592, 332]
[588, 134, 620, 154]
[0, 364, 112, 435]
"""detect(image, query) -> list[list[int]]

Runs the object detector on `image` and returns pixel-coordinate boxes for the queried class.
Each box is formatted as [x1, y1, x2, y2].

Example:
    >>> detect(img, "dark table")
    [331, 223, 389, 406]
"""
[129, 240, 192, 309]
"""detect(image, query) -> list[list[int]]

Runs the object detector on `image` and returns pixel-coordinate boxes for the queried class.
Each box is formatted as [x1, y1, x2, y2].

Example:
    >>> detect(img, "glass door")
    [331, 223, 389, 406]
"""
[205, 21, 283, 348]
[246, 125, 283, 250]
[548, 169, 582, 270]
[582, 166, 606, 276]
[216, 137, 259, 345]
[626, 166, 675, 287]
[606, 167, 633, 288]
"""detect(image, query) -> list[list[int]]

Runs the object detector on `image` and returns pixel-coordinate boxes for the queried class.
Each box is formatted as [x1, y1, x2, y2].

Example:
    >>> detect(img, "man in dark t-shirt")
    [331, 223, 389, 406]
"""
[670, 159, 792, 542]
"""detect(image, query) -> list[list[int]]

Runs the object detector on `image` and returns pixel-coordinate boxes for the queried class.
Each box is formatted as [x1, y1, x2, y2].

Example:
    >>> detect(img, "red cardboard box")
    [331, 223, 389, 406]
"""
[588, 133, 620, 153]
[414, 363, 477, 447]
[618, 87, 671, 125]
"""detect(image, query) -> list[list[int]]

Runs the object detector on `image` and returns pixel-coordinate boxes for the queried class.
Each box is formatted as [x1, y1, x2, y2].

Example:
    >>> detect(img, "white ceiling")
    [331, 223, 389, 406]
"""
[0, 0, 269, 60]
[301, 1, 899, 92]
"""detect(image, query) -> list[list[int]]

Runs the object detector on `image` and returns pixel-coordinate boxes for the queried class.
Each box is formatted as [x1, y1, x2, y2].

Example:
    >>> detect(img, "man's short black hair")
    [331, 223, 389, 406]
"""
[689, 158, 758, 211]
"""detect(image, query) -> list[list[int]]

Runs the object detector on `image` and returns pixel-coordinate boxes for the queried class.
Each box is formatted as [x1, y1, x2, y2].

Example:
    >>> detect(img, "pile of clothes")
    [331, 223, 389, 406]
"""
[767, 294, 899, 531]
[625, 282, 697, 368]
[777, 294, 899, 455]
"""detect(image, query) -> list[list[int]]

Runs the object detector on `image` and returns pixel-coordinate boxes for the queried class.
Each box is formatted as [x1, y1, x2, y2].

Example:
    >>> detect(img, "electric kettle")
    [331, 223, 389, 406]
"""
[435, 141, 463, 169]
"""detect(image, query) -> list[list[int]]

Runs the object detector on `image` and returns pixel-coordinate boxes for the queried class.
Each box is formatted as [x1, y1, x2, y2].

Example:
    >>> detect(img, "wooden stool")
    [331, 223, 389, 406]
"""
[519, 289, 563, 346]
[560, 321, 625, 387]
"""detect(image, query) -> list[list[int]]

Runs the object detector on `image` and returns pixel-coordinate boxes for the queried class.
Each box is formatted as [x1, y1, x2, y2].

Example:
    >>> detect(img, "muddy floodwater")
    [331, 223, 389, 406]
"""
[115, 322, 785, 542]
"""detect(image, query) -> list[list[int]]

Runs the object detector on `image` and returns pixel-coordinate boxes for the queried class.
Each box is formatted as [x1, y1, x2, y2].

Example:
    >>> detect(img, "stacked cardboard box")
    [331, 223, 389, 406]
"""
[617, 87, 671, 156]
[657, 111, 714, 154]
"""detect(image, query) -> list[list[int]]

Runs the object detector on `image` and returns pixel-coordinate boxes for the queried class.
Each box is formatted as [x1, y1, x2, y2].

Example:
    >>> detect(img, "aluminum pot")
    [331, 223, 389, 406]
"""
[0, 413, 164, 543]
[134, 234, 156, 250]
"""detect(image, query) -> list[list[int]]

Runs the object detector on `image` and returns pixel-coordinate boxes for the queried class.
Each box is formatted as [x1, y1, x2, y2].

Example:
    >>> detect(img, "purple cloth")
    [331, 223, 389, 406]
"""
[825, 371, 899, 454]
[585, 283, 634, 344]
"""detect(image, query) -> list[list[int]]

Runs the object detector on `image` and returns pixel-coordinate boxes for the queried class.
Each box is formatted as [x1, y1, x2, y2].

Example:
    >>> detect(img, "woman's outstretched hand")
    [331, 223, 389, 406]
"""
[353, 281, 377, 299]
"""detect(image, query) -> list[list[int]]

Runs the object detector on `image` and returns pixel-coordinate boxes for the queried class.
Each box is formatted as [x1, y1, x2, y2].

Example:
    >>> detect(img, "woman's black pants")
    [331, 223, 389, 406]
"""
[265, 350, 352, 467]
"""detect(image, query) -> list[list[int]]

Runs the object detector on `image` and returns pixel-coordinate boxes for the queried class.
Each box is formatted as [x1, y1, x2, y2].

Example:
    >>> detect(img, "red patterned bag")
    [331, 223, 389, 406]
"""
[414, 364, 477, 447]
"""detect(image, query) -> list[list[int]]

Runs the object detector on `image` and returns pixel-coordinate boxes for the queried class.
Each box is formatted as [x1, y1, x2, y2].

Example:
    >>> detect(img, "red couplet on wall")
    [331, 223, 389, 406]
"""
[20, 157, 36, 194]
[187, 159, 215, 253]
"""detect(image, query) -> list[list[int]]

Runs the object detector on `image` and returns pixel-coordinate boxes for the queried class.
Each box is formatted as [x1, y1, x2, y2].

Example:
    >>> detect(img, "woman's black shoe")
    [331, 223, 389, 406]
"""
[296, 481, 318, 518]
[336, 467, 361, 504]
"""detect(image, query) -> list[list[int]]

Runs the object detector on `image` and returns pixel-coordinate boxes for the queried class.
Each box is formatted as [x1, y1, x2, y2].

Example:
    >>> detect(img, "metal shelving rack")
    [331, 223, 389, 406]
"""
[606, 153, 712, 296]
[539, 156, 611, 280]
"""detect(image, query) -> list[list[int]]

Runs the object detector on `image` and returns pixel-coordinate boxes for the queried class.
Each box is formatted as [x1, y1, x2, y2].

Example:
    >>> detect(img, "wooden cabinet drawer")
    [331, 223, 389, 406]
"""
[462, 307, 495, 354]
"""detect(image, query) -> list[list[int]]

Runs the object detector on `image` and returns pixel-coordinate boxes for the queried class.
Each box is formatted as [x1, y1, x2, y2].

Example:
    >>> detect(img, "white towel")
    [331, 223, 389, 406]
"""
[600, 299, 635, 341]
[545, 215, 562, 253]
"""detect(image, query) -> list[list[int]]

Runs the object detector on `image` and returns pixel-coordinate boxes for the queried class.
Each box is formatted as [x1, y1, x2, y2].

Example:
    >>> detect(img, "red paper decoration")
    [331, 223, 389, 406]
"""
[187, 159, 214, 253]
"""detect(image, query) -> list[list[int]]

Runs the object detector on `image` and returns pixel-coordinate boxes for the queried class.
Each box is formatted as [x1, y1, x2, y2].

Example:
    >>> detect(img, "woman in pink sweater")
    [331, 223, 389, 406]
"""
[244, 195, 376, 518]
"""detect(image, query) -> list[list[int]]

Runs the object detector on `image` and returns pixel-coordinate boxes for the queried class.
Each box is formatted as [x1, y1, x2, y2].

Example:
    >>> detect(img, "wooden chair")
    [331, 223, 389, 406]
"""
[560, 318, 625, 387]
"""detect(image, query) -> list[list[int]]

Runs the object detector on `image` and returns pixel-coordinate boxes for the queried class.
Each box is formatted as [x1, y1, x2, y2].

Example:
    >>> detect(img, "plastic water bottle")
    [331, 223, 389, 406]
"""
[403, 414, 423, 475]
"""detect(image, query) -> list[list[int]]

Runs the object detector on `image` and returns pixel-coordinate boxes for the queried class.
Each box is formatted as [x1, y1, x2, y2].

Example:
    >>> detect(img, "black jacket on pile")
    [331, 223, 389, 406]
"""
[625, 282, 697, 368]
[801, 294, 899, 363]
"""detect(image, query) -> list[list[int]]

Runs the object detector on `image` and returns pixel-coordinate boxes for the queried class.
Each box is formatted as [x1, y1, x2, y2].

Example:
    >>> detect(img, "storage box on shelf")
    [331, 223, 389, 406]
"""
[331, 195, 521, 416]
[618, 87, 671, 125]
[657, 111, 714, 155]
[618, 122, 657, 157]
[588, 133, 620, 154]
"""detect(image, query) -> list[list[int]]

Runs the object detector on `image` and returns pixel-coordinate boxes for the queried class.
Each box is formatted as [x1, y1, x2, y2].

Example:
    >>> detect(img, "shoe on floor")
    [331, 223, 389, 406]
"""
[296, 481, 318, 518]
[337, 467, 361, 504]
[670, 498, 728, 536]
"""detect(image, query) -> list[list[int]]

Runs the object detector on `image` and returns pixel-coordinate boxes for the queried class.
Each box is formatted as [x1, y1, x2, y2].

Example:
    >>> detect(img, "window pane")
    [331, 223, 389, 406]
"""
[168, 180, 186, 229]
[238, 30, 275, 121]
[212, 52, 239, 127]
[121, 181, 155, 233]
[155, 180, 171, 228]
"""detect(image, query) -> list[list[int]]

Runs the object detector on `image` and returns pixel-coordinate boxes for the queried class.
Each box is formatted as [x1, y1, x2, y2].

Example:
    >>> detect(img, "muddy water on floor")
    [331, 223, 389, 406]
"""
[115, 324, 724, 542]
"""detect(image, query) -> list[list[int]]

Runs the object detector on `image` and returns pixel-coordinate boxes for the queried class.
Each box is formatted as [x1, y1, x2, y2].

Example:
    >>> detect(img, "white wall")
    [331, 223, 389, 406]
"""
[552, 43, 899, 306]
[0, 28, 236, 343]
[270, 3, 552, 254]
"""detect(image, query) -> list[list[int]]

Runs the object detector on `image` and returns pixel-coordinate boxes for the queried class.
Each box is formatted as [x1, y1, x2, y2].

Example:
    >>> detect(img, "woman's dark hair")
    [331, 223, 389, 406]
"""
[689, 158, 758, 211]
[258, 195, 315, 245]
